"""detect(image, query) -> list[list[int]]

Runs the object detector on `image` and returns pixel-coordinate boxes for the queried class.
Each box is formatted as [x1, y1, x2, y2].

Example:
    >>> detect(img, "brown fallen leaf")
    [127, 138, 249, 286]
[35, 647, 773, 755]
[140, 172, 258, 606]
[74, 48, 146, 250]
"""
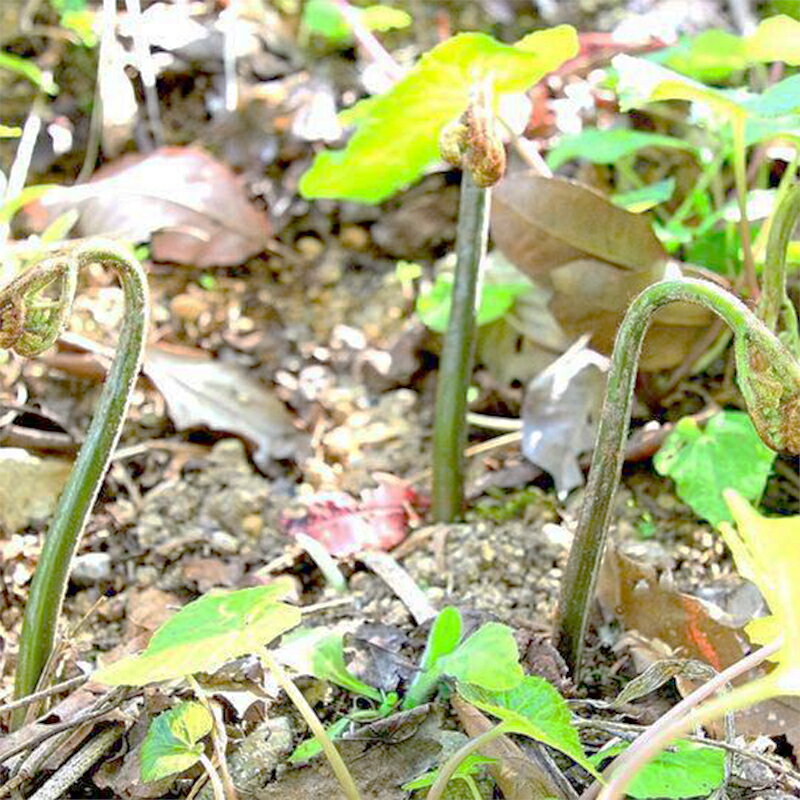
[24, 147, 271, 267]
[144, 345, 307, 473]
[491, 172, 715, 369]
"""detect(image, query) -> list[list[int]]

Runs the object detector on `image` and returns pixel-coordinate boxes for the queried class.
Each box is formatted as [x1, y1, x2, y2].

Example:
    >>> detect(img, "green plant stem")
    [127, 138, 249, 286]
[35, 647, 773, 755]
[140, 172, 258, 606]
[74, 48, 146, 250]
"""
[667, 150, 725, 228]
[427, 721, 511, 800]
[553, 278, 799, 676]
[12, 240, 148, 726]
[731, 117, 758, 297]
[595, 638, 782, 800]
[260, 649, 362, 800]
[760, 184, 800, 342]
[432, 172, 490, 521]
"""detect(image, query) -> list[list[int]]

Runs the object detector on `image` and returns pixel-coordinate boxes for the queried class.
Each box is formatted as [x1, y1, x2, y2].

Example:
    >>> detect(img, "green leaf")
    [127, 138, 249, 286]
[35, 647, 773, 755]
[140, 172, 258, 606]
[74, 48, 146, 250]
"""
[360, 5, 412, 33]
[288, 716, 352, 765]
[457, 676, 598, 776]
[402, 753, 495, 790]
[547, 129, 694, 170]
[0, 124, 22, 138]
[590, 740, 725, 799]
[438, 622, 524, 691]
[94, 578, 301, 686]
[654, 411, 776, 528]
[141, 701, 212, 782]
[275, 625, 382, 701]
[300, 26, 578, 202]
[417, 274, 531, 333]
[745, 15, 800, 65]
[0, 185, 57, 225]
[420, 606, 463, 672]
[663, 29, 747, 82]
[0, 52, 58, 94]
[611, 178, 676, 213]
[745, 74, 800, 117]
[302, 0, 350, 41]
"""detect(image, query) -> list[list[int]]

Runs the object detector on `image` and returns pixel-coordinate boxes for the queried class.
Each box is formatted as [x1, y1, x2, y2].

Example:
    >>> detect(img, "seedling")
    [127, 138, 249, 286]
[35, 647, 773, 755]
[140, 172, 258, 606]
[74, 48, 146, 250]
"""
[0, 240, 148, 726]
[554, 185, 800, 675]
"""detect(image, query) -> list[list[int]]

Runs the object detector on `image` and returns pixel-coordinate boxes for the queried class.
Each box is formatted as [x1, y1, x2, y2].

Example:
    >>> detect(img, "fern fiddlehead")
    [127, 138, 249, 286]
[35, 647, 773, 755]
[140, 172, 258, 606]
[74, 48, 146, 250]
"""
[0, 239, 148, 726]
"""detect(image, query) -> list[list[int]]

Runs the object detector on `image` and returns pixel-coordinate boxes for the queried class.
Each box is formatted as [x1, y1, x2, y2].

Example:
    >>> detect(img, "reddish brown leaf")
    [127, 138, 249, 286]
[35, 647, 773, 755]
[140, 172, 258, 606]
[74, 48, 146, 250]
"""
[25, 147, 271, 267]
[280, 477, 419, 557]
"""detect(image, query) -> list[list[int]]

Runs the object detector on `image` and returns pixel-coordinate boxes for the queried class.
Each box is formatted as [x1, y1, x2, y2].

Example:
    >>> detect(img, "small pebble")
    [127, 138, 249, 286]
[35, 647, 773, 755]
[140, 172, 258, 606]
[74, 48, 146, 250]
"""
[71, 553, 112, 586]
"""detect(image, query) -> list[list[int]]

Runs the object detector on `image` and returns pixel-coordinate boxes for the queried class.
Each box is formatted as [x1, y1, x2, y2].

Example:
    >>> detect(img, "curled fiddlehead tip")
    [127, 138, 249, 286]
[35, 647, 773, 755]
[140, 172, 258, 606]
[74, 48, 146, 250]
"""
[0, 256, 77, 358]
[737, 334, 800, 455]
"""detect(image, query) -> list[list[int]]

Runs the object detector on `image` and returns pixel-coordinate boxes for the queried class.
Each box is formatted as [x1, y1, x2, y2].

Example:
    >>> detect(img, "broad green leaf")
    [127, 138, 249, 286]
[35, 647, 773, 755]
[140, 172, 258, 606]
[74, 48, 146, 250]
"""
[744, 113, 800, 146]
[663, 29, 747, 82]
[401, 753, 495, 790]
[141, 701, 212, 782]
[547, 129, 694, 170]
[457, 676, 598, 775]
[590, 740, 725, 799]
[745, 74, 800, 117]
[416, 274, 531, 333]
[654, 411, 776, 528]
[611, 178, 676, 213]
[437, 622, 524, 691]
[0, 52, 58, 94]
[745, 15, 800, 65]
[275, 625, 382, 701]
[300, 26, 578, 202]
[94, 578, 301, 686]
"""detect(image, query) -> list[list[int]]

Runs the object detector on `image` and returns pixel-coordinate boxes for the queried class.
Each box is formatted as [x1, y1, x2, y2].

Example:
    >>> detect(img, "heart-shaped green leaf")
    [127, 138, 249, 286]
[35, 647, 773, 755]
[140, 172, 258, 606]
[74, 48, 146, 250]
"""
[141, 701, 212, 782]
[95, 578, 301, 686]
[458, 676, 598, 776]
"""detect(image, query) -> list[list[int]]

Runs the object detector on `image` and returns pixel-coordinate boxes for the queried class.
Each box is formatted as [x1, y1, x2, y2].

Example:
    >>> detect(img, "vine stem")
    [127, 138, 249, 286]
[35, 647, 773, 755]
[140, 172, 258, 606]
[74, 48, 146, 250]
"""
[553, 277, 800, 676]
[731, 116, 758, 298]
[432, 172, 490, 521]
[260, 649, 362, 800]
[11, 240, 148, 726]
[594, 638, 782, 800]
[426, 721, 511, 800]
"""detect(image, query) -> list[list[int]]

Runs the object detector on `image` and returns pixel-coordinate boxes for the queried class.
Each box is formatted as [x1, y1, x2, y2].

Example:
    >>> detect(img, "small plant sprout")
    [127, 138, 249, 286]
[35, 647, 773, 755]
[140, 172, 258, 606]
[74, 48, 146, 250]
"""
[0, 239, 148, 725]
[554, 180, 800, 674]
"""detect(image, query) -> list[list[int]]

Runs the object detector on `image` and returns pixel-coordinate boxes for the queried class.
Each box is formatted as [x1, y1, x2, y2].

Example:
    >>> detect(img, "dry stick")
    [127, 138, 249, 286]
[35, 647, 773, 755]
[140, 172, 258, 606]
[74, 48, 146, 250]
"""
[0, 674, 87, 717]
[592, 638, 783, 800]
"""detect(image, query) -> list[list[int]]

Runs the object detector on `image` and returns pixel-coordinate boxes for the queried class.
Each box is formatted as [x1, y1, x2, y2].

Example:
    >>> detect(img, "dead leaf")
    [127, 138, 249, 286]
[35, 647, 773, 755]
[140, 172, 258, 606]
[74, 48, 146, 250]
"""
[490, 172, 715, 369]
[521, 336, 609, 498]
[25, 148, 271, 267]
[181, 557, 244, 592]
[279, 477, 419, 557]
[492, 173, 666, 276]
[0, 448, 72, 532]
[143, 345, 306, 473]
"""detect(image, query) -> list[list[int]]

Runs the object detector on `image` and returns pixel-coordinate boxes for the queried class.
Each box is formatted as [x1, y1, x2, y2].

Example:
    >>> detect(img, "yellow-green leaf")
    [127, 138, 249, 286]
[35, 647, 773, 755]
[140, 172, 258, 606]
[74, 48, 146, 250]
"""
[95, 578, 301, 686]
[300, 26, 578, 203]
[141, 701, 212, 782]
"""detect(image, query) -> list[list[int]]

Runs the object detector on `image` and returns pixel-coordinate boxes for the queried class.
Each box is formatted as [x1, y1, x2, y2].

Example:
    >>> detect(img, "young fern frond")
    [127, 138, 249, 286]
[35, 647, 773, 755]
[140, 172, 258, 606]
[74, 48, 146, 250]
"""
[0, 240, 148, 726]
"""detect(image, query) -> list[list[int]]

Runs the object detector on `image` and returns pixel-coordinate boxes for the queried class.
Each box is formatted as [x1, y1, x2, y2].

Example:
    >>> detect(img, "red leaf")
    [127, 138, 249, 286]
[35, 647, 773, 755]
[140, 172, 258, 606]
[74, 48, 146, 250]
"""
[280, 477, 420, 557]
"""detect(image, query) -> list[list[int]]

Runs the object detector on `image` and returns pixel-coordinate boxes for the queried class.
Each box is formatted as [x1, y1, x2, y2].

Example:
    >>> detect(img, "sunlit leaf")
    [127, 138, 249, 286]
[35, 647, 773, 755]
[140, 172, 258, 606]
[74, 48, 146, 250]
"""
[0, 52, 57, 94]
[275, 625, 382, 701]
[94, 579, 301, 686]
[654, 411, 776, 528]
[438, 623, 524, 691]
[458, 676, 598, 775]
[590, 739, 725, 799]
[612, 178, 676, 212]
[141, 702, 212, 782]
[745, 15, 800, 66]
[547, 129, 694, 170]
[300, 27, 578, 202]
